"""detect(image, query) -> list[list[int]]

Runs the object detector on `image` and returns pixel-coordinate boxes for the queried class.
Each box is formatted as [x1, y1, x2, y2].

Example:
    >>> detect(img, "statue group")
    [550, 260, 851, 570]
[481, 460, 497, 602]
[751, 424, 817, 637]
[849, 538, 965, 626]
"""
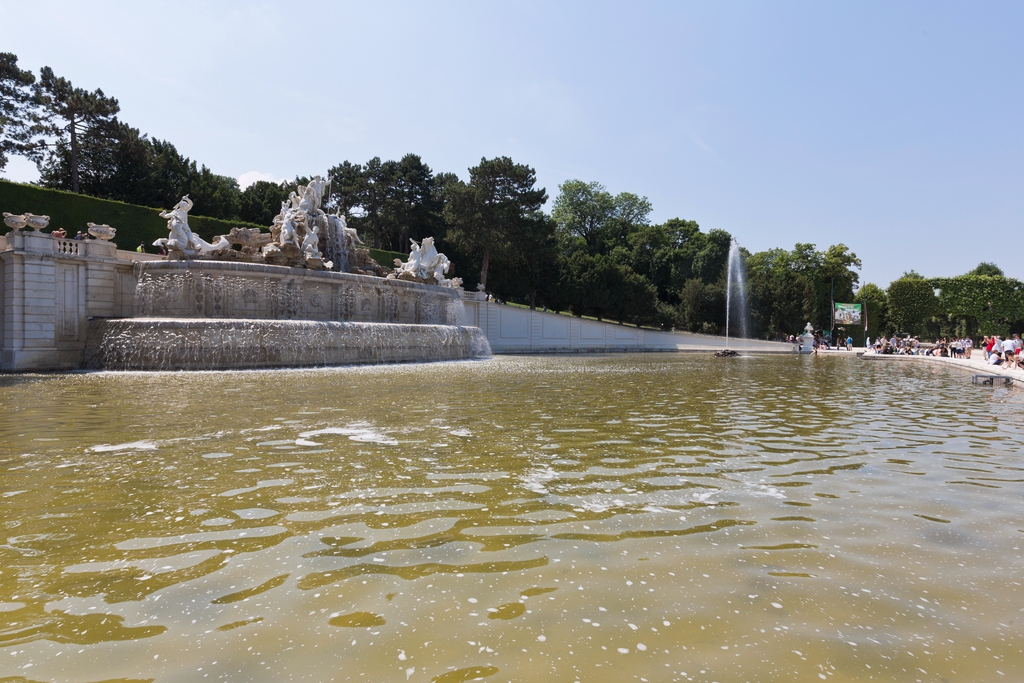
[262, 175, 332, 269]
[390, 237, 461, 288]
[154, 175, 367, 273]
[153, 173, 456, 286]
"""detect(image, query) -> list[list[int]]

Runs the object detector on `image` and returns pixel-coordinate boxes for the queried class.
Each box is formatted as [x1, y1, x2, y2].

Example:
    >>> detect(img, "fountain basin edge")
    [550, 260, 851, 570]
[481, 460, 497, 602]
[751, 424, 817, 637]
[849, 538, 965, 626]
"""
[84, 319, 491, 371]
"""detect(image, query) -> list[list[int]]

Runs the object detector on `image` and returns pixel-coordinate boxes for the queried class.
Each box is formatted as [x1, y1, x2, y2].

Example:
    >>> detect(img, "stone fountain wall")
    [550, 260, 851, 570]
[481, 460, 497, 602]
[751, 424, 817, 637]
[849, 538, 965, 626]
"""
[134, 261, 462, 326]
[0, 232, 488, 371]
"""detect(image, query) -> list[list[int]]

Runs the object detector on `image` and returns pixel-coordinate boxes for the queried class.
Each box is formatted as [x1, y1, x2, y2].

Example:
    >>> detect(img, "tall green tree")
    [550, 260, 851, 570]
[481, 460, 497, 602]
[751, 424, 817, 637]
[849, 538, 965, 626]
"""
[551, 179, 652, 254]
[0, 53, 38, 172]
[747, 248, 807, 338]
[485, 211, 559, 309]
[746, 243, 861, 338]
[38, 121, 243, 220]
[326, 154, 445, 251]
[444, 156, 547, 290]
[967, 262, 1003, 277]
[856, 283, 888, 340]
[186, 166, 242, 220]
[240, 180, 290, 225]
[34, 66, 120, 194]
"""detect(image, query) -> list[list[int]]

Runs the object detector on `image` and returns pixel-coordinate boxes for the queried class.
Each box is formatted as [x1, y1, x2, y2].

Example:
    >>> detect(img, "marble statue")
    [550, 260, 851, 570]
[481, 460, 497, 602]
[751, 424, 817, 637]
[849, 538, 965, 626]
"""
[390, 237, 456, 286]
[301, 224, 321, 259]
[153, 196, 230, 257]
[136, 173, 375, 274]
[300, 175, 327, 214]
[278, 208, 301, 248]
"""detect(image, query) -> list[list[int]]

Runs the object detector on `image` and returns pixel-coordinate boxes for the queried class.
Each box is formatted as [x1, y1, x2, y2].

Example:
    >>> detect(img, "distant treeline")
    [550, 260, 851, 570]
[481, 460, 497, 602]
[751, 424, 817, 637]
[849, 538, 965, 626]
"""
[2, 52, 870, 338]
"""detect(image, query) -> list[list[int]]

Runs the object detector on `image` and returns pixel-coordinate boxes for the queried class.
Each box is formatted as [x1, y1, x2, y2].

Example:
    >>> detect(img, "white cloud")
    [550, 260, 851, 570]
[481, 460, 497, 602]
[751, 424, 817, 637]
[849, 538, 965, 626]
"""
[237, 171, 284, 190]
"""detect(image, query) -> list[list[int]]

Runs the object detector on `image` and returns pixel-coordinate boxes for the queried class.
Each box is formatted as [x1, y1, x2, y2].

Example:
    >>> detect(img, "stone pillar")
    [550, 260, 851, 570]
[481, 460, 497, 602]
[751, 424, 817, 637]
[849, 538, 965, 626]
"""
[0, 235, 59, 370]
[0, 231, 130, 371]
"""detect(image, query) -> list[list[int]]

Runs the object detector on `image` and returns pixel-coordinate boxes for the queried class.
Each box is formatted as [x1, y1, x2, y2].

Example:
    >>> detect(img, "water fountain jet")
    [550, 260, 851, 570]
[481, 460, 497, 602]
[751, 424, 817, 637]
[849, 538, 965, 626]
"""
[718, 238, 748, 357]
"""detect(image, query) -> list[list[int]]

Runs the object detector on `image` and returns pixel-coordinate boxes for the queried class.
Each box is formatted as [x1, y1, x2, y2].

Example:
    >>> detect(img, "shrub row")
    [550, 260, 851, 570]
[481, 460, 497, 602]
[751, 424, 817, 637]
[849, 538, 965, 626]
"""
[0, 180, 264, 251]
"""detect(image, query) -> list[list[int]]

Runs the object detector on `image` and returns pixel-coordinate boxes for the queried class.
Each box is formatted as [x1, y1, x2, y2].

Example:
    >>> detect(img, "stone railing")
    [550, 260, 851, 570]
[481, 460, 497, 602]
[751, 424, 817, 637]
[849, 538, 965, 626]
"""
[0, 230, 142, 262]
[55, 238, 81, 257]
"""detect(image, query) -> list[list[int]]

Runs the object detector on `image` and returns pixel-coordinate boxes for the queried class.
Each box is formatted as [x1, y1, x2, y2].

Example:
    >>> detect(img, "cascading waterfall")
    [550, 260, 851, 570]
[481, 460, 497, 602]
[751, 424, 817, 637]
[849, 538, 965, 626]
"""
[91, 260, 490, 371]
[85, 319, 490, 371]
[724, 238, 748, 349]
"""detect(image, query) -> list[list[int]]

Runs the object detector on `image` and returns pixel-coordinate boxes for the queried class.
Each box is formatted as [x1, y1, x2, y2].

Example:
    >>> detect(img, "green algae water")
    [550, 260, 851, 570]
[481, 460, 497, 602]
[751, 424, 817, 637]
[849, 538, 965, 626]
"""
[0, 354, 1022, 682]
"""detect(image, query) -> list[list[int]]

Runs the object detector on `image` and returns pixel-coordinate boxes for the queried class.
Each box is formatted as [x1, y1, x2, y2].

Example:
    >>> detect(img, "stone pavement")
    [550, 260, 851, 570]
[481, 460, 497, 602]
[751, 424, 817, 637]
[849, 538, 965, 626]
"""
[854, 347, 1024, 388]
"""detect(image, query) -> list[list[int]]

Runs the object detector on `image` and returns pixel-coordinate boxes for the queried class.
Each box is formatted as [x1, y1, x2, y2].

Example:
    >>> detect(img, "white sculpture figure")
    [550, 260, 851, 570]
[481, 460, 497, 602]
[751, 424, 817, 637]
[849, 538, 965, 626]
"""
[301, 223, 321, 259]
[278, 208, 301, 248]
[153, 196, 230, 257]
[302, 175, 327, 214]
[395, 239, 423, 277]
[392, 237, 452, 284]
[418, 237, 450, 280]
[270, 200, 289, 227]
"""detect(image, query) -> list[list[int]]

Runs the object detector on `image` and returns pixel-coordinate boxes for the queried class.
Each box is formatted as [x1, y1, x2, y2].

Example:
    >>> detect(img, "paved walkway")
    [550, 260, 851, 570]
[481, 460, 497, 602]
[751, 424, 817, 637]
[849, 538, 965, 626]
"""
[855, 347, 1024, 388]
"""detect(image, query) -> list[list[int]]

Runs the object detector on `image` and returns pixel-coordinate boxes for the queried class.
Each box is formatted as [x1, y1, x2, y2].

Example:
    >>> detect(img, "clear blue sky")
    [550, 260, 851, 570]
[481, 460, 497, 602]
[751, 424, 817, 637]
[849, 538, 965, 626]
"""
[2, 1, 1021, 288]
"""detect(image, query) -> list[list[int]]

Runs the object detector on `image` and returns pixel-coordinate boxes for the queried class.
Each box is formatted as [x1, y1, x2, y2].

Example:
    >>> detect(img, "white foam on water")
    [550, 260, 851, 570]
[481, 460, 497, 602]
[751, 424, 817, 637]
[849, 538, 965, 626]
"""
[521, 466, 558, 494]
[202, 517, 235, 527]
[232, 508, 280, 520]
[301, 424, 398, 445]
[692, 490, 719, 504]
[88, 440, 158, 453]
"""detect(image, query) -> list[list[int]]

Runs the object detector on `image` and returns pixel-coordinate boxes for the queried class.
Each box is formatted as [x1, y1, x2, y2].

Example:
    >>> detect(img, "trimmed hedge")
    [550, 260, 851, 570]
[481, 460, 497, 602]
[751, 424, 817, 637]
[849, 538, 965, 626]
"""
[932, 274, 1024, 337]
[0, 179, 265, 252]
[369, 247, 406, 268]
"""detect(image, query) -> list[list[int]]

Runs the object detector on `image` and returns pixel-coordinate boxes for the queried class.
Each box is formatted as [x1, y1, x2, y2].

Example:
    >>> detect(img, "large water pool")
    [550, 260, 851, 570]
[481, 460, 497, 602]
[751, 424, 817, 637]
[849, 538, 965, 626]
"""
[0, 354, 1022, 682]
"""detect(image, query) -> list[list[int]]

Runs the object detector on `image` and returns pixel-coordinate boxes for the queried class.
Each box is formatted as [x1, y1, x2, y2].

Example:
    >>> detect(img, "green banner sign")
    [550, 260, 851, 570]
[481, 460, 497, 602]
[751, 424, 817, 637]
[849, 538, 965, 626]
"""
[833, 303, 863, 324]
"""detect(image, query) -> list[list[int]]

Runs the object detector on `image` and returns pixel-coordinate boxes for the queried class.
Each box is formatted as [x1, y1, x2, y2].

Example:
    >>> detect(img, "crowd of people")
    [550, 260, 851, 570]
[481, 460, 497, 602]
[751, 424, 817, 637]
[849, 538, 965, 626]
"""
[981, 334, 1023, 369]
[866, 333, 1024, 369]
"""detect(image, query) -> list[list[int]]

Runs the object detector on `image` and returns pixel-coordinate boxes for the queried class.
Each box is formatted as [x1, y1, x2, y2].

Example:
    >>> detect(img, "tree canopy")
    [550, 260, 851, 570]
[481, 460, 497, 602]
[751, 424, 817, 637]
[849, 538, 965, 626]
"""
[34, 66, 120, 194]
[0, 53, 37, 172]
[444, 156, 548, 290]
